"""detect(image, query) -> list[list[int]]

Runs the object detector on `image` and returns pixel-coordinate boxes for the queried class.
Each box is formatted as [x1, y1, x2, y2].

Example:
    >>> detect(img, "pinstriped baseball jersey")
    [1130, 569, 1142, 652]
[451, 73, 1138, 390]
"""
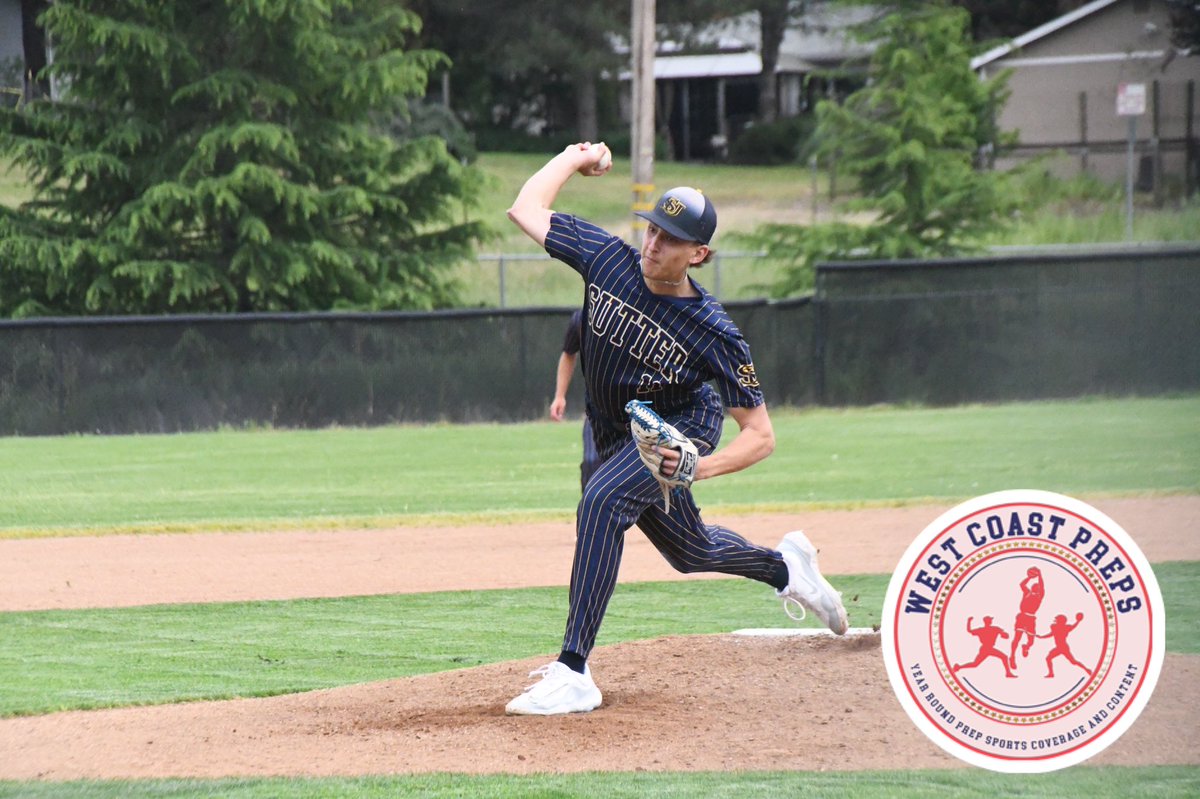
[545, 213, 763, 457]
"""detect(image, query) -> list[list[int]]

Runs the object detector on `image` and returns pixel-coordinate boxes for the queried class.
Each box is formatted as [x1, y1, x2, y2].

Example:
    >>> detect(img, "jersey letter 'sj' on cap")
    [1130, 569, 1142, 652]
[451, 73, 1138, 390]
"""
[635, 187, 717, 245]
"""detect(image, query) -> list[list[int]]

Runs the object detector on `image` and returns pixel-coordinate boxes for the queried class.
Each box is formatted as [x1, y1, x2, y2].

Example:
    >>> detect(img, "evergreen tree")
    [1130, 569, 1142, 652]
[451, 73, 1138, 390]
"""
[0, 0, 486, 317]
[747, 2, 1018, 296]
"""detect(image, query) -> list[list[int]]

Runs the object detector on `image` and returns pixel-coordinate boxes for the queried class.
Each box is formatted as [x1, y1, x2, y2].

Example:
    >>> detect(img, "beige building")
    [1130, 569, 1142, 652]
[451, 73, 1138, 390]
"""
[972, 0, 1199, 198]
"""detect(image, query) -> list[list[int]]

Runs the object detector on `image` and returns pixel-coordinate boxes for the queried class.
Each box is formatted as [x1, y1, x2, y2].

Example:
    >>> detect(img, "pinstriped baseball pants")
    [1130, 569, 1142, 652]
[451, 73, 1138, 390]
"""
[580, 416, 601, 492]
[562, 410, 785, 661]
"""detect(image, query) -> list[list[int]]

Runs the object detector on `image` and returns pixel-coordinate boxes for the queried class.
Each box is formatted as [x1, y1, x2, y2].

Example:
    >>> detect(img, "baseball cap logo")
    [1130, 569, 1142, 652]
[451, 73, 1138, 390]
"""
[661, 197, 687, 217]
[882, 490, 1164, 773]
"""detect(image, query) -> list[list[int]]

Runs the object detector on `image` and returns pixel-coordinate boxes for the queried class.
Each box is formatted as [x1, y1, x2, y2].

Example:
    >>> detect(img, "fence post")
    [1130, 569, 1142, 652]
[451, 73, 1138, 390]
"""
[1079, 90, 1089, 173]
[1188, 80, 1196, 198]
[498, 255, 507, 308]
[812, 267, 827, 405]
[1153, 80, 1163, 207]
[811, 155, 819, 223]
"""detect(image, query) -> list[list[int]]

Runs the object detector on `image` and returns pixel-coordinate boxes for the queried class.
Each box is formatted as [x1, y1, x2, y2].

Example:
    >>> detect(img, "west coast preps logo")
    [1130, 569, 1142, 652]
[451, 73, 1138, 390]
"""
[881, 490, 1164, 773]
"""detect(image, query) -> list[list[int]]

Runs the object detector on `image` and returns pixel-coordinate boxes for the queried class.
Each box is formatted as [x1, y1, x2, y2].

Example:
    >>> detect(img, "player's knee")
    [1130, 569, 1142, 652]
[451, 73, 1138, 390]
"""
[658, 535, 723, 573]
[662, 553, 699, 574]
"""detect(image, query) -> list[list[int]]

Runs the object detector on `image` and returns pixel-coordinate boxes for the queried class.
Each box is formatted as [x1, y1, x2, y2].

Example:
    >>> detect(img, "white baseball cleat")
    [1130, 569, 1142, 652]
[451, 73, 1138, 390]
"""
[505, 662, 603, 715]
[777, 530, 849, 635]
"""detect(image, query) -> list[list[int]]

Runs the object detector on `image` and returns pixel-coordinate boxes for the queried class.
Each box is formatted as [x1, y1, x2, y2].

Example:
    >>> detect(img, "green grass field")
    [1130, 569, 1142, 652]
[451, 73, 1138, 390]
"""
[467, 152, 1200, 254]
[0, 160, 29, 208]
[1, 767, 1197, 799]
[2, 563, 1195, 718]
[1, 767, 1199, 799]
[6, 152, 1198, 253]
[1, 396, 1197, 796]
[1, 396, 1195, 536]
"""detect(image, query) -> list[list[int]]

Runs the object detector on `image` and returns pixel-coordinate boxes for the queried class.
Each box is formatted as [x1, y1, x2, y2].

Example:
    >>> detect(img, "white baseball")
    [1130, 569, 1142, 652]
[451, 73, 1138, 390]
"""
[596, 143, 611, 171]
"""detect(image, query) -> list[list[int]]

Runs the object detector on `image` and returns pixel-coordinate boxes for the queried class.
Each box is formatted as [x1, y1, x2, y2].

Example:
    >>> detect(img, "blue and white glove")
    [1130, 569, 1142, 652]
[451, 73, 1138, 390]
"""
[625, 400, 699, 513]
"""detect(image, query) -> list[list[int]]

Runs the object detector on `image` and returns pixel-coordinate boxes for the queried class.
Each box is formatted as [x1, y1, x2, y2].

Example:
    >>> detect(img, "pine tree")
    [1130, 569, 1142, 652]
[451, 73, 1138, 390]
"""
[0, 0, 486, 316]
[819, 3, 1015, 252]
[747, 2, 1019, 296]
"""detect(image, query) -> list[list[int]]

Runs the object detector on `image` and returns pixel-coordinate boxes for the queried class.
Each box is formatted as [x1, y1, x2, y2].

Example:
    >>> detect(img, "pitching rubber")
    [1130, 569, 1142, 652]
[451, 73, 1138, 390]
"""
[731, 627, 877, 638]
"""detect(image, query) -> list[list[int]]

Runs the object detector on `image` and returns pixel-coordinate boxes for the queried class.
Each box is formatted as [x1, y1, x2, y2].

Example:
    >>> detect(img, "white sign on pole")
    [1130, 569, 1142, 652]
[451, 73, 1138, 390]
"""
[1117, 83, 1145, 240]
[1117, 82, 1147, 116]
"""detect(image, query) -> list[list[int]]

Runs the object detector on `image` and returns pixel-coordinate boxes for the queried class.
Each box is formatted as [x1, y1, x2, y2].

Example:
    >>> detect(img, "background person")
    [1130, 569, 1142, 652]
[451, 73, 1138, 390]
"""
[550, 308, 601, 491]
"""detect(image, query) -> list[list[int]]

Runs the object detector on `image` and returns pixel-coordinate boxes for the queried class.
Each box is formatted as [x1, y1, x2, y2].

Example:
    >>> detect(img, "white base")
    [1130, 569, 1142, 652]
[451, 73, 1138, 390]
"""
[731, 627, 877, 638]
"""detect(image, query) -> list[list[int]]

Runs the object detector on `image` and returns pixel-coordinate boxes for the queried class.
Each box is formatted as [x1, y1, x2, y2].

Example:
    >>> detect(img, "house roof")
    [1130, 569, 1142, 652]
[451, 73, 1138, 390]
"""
[616, 1, 875, 81]
[970, 0, 1122, 70]
[653, 52, 765, 80]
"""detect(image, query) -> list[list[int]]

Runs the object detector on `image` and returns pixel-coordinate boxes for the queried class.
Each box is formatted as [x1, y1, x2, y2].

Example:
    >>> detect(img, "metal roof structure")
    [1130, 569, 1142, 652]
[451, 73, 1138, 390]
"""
[615, 1, 876, 81]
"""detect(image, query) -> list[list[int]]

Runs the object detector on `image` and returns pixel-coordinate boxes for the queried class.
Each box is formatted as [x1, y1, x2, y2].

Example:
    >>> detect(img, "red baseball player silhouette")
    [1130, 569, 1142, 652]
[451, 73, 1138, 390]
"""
[953, 615, 1016, 678]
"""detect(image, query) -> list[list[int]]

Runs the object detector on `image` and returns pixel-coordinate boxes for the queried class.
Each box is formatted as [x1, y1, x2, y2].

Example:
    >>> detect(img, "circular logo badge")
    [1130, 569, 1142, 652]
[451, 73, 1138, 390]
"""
[882, 490, 1164, 773]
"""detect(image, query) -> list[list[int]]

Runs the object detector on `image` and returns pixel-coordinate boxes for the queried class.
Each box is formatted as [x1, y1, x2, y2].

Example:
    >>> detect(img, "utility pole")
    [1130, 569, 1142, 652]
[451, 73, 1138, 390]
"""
[630, 0, 656, 246]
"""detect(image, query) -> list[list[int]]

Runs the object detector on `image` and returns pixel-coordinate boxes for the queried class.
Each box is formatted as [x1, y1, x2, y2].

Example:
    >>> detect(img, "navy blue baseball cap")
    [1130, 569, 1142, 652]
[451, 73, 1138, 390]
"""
[635, 186, 717, 245]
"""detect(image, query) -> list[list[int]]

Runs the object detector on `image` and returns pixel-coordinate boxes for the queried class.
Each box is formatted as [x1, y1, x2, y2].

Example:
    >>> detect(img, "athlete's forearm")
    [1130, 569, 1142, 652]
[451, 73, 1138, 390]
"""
[507, 145, 593, 246]
[694, 403, 775, 481]
[695, 424, 774, 481]
[554, 352, 576, 402]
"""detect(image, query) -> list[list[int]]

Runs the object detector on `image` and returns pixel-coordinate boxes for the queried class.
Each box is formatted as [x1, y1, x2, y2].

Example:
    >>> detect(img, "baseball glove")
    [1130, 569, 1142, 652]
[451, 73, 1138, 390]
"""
[625, 399, 699, 513]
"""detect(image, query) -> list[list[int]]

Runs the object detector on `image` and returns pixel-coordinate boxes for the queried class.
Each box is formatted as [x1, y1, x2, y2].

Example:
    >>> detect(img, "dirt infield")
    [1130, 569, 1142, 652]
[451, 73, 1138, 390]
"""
[1, 496, 1197, 780]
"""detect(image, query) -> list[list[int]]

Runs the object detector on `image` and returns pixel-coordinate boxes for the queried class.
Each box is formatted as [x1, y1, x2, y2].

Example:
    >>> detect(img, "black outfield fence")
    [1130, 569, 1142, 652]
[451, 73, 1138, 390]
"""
[0, 246, 1195, 435]
[0, 309, 595, 434]
[814, 246, 1199, 405]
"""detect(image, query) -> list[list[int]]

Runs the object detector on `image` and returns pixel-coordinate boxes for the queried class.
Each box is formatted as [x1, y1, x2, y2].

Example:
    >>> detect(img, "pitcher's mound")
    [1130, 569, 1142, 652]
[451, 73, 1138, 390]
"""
[3, 633, 1196, 780]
